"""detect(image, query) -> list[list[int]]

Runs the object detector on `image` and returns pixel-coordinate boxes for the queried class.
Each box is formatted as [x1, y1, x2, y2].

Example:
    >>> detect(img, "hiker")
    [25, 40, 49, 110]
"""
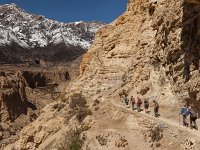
[189, 107, 198, 130]
[144, 98, 150, 114]
[153, 100, 160, 118]
[137, 97, 142, 112]
[124, 96, 129, 105]
[180, 105, 189, 127]
[130, 96, 135, 111]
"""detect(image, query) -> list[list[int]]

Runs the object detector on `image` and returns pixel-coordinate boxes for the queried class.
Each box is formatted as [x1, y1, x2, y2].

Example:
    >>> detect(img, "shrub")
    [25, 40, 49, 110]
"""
[69, 128, 84, 150]
[69, 93, 87, 109]
[69, 93, 92, 123]
[57, 126, 89, 150]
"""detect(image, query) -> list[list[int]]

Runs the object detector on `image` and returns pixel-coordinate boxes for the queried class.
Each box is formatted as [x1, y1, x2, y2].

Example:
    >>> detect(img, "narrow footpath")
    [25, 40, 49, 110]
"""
[111, 98, 200, 138]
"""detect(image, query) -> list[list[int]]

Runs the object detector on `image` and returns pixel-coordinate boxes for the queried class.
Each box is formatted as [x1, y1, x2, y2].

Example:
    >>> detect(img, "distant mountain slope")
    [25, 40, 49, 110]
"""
[0, 3, 105, 64]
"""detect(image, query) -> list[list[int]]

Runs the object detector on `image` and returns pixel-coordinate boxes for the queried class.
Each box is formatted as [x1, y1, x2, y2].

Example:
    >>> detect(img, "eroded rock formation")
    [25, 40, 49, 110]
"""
[0, 71, 27, 122]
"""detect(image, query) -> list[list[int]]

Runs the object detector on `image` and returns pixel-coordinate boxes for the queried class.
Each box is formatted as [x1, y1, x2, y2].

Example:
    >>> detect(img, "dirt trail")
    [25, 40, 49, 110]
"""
[110, 98, 200, 138]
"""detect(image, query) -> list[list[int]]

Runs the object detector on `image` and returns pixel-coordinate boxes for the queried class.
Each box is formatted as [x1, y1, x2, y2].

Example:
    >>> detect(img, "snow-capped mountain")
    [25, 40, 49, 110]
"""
[0, 3, 105, 64]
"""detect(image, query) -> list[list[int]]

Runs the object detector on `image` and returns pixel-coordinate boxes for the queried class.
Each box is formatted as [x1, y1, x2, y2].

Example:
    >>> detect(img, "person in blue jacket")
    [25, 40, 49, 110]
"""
[180, 105, 190, 127]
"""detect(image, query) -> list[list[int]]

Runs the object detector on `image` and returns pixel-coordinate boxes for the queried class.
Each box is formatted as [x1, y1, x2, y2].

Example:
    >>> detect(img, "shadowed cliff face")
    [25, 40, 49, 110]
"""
[185, 0, 200, 4]
[22, 70, 70, 89]
[0, 72, 28, 122]
[181, 3, 200, 110]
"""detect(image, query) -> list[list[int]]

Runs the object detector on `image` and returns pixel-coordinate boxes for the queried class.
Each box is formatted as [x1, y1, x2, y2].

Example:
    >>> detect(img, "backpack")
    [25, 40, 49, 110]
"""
[144, 100, 149, 106]
[181, 107, 189, 116]
[124, 97, 129, 103]
[137, 99, 142, 105]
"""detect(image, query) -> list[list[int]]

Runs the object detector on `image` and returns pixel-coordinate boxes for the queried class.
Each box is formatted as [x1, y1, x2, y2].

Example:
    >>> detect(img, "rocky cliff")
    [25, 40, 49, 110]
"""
[0, 3, 104, 64]
[3, 0, 200, 150]
[79, 0, 200, 111]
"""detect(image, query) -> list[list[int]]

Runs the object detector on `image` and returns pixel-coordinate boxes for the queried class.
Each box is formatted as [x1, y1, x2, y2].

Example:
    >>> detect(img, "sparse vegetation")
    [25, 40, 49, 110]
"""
[57, 126, 89, 150]
[69, 93, 87, 109]
[53, 93, 92, 150]
[149, 124, 164, 142]
[69, 93, 92, 122]
[69, 128, 84, 150]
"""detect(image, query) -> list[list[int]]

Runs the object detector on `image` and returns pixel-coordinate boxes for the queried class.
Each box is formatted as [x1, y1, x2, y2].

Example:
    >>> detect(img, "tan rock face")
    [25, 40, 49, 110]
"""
[79, 0, 200, 112]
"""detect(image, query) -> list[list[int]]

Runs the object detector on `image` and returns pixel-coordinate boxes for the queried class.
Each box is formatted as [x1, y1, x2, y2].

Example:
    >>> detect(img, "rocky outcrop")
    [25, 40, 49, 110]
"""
[22, 70, 70, 89]
[0, 71, 27, 122]
[0, 3, 104, 64]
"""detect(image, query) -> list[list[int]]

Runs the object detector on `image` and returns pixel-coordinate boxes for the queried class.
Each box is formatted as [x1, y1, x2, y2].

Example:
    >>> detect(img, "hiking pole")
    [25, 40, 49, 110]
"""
[179, 114, 180, 127]
[185, 117, 188, 132]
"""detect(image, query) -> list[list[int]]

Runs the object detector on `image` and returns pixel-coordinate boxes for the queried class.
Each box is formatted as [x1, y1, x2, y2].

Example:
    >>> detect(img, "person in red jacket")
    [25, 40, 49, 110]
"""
[137, 97, 142, 112]
[130, 96, 135, 111]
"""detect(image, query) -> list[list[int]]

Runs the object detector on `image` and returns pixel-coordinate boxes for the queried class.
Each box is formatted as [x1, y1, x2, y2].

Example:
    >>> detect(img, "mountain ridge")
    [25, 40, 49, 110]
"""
[0, 3, 105, 64]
